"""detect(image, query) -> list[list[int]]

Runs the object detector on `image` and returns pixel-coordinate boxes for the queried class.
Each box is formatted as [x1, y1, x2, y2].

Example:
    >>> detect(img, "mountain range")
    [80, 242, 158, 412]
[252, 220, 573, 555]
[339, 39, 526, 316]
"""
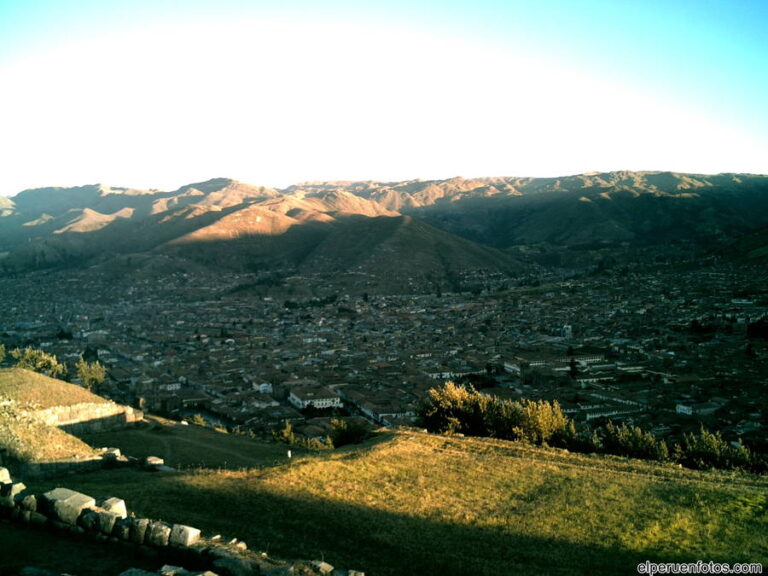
[2, 171, 767, 292]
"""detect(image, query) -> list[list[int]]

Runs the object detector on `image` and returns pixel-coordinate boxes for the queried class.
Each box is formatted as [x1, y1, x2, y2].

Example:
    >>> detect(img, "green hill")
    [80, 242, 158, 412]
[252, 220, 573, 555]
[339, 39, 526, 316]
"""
[27, 423, 768, 576]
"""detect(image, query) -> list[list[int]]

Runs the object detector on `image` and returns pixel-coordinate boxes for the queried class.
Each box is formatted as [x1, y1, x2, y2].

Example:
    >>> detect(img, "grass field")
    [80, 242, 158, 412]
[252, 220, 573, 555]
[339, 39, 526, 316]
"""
[25, 424, 768, 576]
[0, 368, 109, 409]
[81, 415, 292, 469]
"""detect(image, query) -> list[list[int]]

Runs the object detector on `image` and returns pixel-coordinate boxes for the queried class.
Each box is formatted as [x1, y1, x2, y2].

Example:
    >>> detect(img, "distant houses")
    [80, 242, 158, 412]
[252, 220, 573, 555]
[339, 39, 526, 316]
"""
[288, 387, 342, 410]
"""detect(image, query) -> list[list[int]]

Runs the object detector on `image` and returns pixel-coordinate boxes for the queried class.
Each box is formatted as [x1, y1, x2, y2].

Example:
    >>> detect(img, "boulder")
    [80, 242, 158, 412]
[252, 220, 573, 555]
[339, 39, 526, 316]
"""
[102, 497, 128, 518]
[19, 493, 37, 512]
[147, 520, 172, 547]
[114, 517, 132, 540]
[78, 509, 100, 532]
[144, 456, 165, 468]
[130, 517, 151, 544]
[0, 482, 26, 508]
[41, 488, 95, 525]
[98, 509, 120, 535]
[170, 524, 202, 547]
[0, 467, 10, 483]
[311, 561, 334, 575]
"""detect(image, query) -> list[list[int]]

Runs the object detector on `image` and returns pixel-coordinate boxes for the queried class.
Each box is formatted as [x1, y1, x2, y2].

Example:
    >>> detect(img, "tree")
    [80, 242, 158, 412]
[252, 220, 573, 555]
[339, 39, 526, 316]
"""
[75, 356, 106, 391]
[0, 344, 5, 364]
[329, 418, 368, 447]
[11, 347, 67, 379]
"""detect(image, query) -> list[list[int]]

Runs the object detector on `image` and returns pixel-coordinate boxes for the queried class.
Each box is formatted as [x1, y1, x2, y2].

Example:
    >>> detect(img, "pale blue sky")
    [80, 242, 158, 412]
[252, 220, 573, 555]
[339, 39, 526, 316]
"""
[1, 0, 767, 195]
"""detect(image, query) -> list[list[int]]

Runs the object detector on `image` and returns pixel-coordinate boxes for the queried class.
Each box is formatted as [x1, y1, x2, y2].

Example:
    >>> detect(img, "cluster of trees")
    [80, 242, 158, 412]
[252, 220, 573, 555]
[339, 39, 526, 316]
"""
[419, 382, 767, 474]
[0, 344, 105, 391]
[274, 418, 369, 451]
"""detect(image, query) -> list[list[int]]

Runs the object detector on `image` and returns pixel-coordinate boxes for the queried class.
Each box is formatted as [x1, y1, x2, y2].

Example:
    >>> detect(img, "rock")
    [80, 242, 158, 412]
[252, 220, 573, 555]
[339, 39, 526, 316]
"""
[0, 467, 10, 483]
[114, 516, 132, 540]
[41, 488, 95, 525]
[19, 493, 37, 512]
[170, 524, 202, 547]
[147, 520, 172, 547]
[0, 482, 26, 508]
[144, 456, 165, 467]
[160, 565, 191, 576]
[98, 509, 120, 534]
[102, 497, 128, 518]
[311, 561, 334, 575]
[129, 517, 150, 544]
[79, 509, 100, 532]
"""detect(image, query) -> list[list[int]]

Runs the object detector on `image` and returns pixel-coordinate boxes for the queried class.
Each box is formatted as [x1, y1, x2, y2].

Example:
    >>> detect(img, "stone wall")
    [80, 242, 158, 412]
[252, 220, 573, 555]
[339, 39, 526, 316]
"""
[0, 465, 365, 576]
[31, 402, 143, 434]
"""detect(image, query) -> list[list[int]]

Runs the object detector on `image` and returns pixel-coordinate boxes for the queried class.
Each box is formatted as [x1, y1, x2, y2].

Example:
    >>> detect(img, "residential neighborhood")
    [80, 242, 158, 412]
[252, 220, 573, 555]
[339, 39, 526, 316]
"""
[1, 259, 766, 450]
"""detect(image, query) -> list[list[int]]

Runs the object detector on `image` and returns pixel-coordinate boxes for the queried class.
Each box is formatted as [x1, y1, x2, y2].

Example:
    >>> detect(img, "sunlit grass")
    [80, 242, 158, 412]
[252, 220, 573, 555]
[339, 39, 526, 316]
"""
[28, 428, 767, 576]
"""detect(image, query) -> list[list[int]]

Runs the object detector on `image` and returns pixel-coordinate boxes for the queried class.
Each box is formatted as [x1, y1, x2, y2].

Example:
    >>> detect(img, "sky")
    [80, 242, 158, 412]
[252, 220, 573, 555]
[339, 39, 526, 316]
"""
[1, 0, 767, 196]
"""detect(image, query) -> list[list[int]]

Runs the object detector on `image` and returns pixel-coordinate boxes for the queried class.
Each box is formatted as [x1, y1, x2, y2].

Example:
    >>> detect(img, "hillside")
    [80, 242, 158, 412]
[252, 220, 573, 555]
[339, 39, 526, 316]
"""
[0, 368, 107, 462]
[25, 424, 768, 576]
[2, 171, 768, 291]
[0, 367, 110, 409]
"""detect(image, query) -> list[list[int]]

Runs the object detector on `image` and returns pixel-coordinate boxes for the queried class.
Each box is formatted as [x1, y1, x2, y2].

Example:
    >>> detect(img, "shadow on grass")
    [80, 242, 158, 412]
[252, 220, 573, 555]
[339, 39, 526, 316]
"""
[0, 520, 158, 575]
[30, 468, 692, 576]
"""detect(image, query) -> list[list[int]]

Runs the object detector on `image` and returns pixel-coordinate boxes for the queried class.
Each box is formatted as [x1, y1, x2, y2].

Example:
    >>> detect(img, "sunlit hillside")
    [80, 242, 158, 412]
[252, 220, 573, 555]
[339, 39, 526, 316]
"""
[26, 423, 768, 576]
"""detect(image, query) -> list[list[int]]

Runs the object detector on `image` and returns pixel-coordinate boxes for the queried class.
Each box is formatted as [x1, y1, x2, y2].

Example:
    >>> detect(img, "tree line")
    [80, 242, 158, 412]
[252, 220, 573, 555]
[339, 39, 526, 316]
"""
[419, 381, 767, 474]
[0, 344, 105, 391]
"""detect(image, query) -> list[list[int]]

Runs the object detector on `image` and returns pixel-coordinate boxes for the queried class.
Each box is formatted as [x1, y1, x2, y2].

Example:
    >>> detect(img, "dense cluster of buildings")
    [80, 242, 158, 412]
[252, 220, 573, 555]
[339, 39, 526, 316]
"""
[0, 261, 766, 448]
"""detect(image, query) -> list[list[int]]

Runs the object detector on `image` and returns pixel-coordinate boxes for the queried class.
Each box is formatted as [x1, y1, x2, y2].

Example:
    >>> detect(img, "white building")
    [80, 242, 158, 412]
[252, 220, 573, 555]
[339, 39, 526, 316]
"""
[289, 387, 342, 410]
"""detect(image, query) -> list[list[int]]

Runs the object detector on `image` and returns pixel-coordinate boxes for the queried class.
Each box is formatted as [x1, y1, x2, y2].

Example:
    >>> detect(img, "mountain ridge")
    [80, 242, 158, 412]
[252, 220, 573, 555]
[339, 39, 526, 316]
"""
[2, 171, 768, 292]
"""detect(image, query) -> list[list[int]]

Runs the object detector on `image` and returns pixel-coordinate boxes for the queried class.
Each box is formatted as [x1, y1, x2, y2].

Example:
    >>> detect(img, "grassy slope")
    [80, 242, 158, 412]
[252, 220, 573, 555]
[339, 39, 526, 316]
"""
[0, 368, 100, 461]
[28, 426, 768, 576]
[0, 367, 110, 409]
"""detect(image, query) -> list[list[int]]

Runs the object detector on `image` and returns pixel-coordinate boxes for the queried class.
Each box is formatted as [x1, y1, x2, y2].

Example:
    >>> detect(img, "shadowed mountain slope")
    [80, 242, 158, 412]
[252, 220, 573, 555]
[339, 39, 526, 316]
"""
[2, 172, 767, 291]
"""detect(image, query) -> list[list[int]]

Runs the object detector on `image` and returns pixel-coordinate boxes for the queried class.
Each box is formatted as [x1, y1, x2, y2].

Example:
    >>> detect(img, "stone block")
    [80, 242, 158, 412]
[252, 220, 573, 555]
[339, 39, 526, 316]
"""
[113, 516, 132, 540]
[19, 493, 37, 512]
[147, 520, 172, 547]
[79, 509, 100, 532]
[0, 467, 10, 483]
[98, 509, 120, 534]
[130, 517, 150, 544]
[102, 497, 128, 518]
[170, 523, 201, 547]
[42, 488, 95, 525]
[311, 562, 334, 575]
[0, 482, 27, 508]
